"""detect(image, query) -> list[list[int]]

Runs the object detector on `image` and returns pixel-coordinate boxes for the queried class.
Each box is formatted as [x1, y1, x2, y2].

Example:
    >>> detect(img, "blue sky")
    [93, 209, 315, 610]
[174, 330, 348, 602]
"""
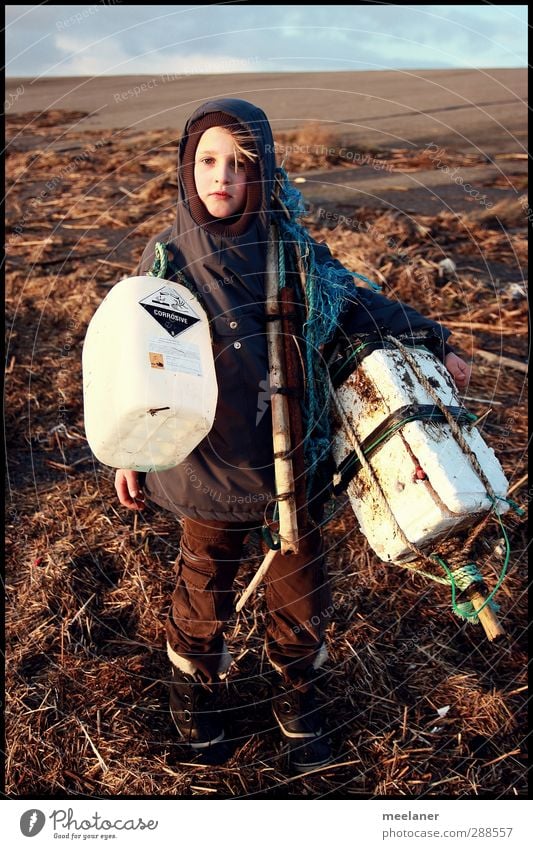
[5, 4, 528, 78]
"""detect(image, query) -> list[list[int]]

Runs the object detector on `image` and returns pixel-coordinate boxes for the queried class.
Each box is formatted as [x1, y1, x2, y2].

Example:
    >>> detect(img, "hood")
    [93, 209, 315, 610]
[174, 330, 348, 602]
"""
[137, 97, 277, 309]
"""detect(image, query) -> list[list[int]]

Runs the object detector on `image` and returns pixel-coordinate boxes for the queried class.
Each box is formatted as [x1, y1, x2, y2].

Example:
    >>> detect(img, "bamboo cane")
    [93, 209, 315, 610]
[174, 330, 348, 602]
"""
[265, 222, 299, 555]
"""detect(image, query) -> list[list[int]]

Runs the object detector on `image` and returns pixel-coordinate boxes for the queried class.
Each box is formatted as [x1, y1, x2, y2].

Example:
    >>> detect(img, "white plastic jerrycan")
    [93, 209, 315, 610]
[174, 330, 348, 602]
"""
[82, 276, 218, 471]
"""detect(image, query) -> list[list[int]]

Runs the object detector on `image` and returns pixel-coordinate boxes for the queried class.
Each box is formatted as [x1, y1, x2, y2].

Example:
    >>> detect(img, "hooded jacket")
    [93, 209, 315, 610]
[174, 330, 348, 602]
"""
[133, 97, 453, 522]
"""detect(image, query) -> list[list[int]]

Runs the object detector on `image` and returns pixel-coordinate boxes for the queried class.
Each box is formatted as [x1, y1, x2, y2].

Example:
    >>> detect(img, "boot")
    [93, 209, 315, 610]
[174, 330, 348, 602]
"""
[271, 670, 332, 774]
[169, 665, 225, 750]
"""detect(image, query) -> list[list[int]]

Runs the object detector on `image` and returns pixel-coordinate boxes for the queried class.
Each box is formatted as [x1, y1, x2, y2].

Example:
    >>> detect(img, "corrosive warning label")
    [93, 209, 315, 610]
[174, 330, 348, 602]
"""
[139, 286, 200, 338]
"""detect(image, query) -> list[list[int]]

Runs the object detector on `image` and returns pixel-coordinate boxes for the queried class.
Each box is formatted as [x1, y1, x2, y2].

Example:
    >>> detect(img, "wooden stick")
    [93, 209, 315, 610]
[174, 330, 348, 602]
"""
[265, 222, 299, 555]
[235, 549, 278, 612]
[459, 395, 503, 406]
[474, 349, 528, 374]
[118, 185, 138, 198]
[467, 585, 505, 641]
[12, 251, 110, 267]
[97, 258, 135, 272]
[444, 321, 520, 335]
[236, 235, 306, 611]
[280, 286, 308, 529]
[507, 471, 528, 497]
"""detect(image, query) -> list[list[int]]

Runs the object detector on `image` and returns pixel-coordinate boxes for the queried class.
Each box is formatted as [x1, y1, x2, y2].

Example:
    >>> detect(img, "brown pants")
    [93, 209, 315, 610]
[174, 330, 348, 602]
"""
[166, 517, 332, 682]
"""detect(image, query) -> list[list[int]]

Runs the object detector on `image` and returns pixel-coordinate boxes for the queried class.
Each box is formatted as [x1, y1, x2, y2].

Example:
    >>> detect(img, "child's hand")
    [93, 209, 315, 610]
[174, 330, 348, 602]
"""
[444, 352, 471, 389]
[115, 469, 145, 510]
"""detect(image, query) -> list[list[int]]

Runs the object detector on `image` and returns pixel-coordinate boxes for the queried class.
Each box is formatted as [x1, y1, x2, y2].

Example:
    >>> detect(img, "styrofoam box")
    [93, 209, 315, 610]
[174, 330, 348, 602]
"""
[330, 347, 509, 563]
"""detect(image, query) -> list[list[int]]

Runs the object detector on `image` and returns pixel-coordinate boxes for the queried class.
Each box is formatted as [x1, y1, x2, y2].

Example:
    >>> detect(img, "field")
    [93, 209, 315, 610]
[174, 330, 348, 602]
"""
[5, 107, 528, 798]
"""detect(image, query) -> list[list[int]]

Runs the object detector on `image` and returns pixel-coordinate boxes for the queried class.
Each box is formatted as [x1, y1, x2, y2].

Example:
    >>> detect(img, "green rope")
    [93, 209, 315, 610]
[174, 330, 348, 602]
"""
[431, 497, 514, 622]
[147, 242, 209, 314]
[491, 494, 525, 516]
[262, 501, 281, 550]
[344, 498, 514, 623]
[322, 496, 515, 622]
[341, 410, 478, 479]
[431, 558, 493, 622]
[147, 241, 168, 278]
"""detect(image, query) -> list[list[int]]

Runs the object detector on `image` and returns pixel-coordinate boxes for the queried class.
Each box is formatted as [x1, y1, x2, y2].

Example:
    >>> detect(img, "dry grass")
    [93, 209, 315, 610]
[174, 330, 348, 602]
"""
[5, 111, 528, 798]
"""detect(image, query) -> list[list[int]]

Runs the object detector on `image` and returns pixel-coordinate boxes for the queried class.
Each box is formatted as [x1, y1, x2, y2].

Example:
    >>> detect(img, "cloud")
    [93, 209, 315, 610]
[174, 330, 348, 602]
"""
[54, 33, 130, 76]
[53, 33, 260, 77]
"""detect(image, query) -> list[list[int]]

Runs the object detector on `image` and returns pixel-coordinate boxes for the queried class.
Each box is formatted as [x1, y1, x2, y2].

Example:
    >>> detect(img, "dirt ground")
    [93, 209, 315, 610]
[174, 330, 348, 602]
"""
[5, 92, 528, 798]
[6, 67, 527, 153]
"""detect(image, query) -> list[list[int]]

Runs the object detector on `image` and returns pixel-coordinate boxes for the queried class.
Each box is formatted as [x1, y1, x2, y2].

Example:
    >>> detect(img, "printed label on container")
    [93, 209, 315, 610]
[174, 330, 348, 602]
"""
[148, 337, 202, 376]
[139, 286, 200, 337]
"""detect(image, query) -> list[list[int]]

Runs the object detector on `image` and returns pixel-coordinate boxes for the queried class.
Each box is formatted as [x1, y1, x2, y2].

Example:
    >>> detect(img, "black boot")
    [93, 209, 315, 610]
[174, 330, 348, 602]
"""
[169, 665, 225, 751]
[272, 671, 332, 774]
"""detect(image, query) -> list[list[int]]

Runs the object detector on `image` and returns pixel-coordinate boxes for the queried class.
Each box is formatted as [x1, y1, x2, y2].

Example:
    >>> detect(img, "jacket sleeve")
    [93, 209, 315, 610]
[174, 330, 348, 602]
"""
[311, 236, 455, 361]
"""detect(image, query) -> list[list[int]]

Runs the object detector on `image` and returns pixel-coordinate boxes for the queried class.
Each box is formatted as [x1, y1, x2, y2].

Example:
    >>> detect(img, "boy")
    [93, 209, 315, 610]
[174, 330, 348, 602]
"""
[115, 98, 470, 773]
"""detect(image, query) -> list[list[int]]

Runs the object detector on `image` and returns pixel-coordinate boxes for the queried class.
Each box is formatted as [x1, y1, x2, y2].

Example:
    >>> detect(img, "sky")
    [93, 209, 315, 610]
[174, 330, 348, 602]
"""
[5, 4, 528, 79]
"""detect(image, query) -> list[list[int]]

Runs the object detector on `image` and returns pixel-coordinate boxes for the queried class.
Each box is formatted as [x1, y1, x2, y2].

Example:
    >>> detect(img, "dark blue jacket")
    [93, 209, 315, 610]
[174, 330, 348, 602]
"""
[133, 98, 453, 522]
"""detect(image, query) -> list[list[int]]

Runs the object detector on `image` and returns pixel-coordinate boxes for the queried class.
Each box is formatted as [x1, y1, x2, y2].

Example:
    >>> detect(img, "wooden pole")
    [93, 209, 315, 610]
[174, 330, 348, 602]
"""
[467, 583, 506, 641]
[280, 286, 309, 530]
[236, 228, 306, 612]
[235, 549, 277, 613]
[265, 222, 299, 555]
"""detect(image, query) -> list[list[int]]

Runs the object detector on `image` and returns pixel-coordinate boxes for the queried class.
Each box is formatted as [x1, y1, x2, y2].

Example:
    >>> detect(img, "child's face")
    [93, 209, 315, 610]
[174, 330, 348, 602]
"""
[194, 127, 248, 218]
